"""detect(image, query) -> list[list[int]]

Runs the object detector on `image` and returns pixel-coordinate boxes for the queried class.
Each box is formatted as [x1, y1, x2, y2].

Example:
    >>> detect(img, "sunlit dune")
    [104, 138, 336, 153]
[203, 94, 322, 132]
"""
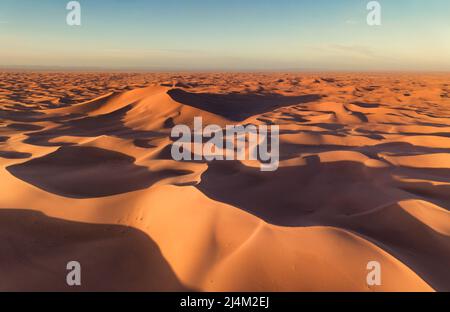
[0, 72, 449, 291]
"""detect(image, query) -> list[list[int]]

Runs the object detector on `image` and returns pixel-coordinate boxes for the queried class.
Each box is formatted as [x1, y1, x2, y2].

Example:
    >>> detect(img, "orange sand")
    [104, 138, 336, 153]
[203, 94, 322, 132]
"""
[0, 72, 449, 291]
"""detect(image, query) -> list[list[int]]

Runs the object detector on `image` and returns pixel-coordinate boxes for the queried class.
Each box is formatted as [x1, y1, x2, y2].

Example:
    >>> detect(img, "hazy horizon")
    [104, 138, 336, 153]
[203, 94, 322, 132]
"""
[1, 0, 450, 71]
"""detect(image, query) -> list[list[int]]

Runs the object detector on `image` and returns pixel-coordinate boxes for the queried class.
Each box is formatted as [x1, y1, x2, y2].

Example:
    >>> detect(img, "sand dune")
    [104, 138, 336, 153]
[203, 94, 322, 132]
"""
[0, 72, 449, 291]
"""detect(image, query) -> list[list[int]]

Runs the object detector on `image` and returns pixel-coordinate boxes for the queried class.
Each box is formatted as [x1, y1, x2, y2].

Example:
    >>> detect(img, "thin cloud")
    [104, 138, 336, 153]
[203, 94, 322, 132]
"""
[345, 19, 359, 25]
[328, 44, 377, 59]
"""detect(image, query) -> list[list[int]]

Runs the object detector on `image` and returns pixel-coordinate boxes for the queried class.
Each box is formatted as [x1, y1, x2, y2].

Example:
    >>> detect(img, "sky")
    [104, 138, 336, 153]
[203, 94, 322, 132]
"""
[0, 0, 449, 71]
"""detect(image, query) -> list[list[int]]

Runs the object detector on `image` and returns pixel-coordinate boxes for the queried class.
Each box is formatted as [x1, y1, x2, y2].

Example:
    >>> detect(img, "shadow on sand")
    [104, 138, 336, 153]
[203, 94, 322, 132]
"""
[168, 88, 322, 121]
[7, 146, 192, 198]
[0, 209, 190, 291]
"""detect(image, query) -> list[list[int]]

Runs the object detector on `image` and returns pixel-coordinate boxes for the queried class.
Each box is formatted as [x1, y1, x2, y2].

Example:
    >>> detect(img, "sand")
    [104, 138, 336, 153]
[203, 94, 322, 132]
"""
[0, 72, 449, 291]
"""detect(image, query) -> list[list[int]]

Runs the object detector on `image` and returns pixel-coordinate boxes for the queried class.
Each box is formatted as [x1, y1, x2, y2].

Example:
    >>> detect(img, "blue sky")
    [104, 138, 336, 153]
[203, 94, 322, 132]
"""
[0, 0, 449, 70]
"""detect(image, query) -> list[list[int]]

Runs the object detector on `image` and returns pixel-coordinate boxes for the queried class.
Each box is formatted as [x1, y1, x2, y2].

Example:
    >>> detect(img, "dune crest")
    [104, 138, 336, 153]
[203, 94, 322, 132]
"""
[1, 72, 449, 291]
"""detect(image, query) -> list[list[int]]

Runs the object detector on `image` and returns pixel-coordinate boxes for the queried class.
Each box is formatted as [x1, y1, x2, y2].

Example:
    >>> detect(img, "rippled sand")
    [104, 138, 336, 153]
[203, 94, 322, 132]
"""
[1, 72, 449, 291]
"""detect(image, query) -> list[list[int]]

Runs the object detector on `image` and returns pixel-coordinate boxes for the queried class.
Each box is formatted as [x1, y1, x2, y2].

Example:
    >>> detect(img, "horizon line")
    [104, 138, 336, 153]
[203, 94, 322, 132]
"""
[2, 65, 450, 74]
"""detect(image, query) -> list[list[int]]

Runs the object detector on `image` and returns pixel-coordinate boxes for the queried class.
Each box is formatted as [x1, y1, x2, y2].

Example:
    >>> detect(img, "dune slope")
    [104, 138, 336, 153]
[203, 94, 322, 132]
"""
[0, 72, 449, 291]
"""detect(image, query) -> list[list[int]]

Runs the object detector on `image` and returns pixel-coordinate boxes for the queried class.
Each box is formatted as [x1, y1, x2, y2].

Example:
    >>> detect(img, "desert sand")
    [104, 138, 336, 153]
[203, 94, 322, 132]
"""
[0, 72, 449, 291]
